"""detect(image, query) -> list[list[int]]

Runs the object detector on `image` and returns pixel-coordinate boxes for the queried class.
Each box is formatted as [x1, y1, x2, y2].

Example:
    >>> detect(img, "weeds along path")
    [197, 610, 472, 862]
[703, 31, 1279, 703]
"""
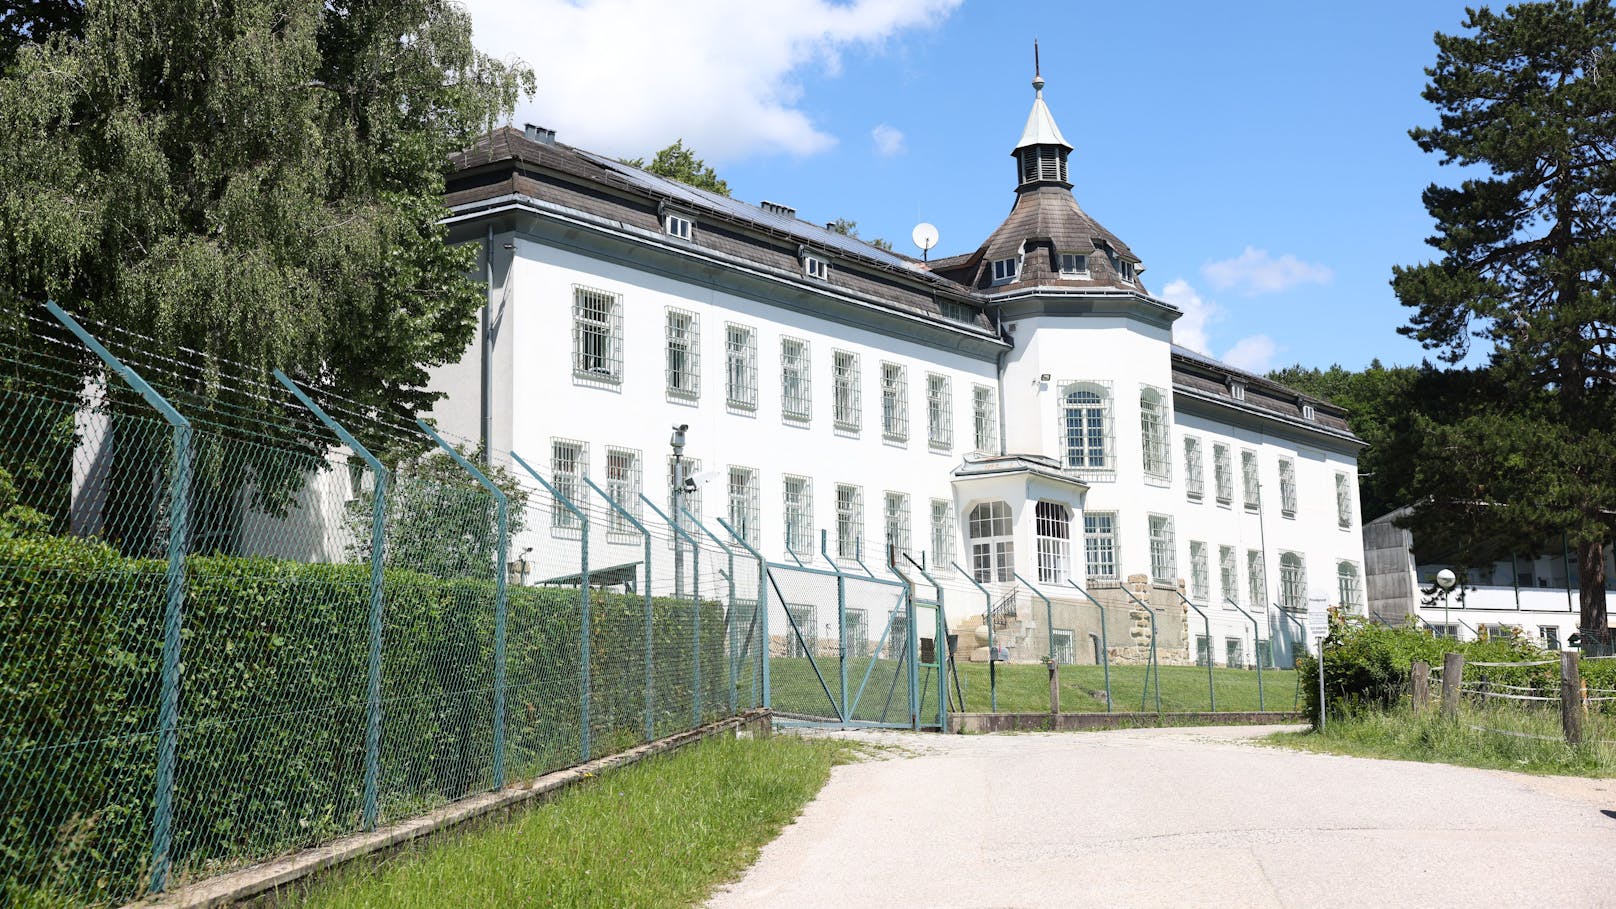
[709, 726, 1615, 909]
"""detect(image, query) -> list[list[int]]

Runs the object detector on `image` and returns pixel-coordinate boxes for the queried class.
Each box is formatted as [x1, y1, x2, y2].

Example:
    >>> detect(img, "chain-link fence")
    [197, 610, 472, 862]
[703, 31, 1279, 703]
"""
[0, 304, 762, 907]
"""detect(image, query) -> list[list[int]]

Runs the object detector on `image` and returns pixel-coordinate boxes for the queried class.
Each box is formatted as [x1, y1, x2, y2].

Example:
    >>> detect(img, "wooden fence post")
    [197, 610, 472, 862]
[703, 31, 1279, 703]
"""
[1048, 661, 1060, 715]
[1560, 651, 1584, 747]
[1440, 652, 1464, 720]
[1411, 661, 1430, 714]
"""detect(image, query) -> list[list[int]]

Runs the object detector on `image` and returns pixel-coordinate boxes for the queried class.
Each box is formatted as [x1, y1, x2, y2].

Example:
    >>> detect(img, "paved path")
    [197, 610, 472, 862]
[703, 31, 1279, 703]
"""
[708, 725, 1616, 908]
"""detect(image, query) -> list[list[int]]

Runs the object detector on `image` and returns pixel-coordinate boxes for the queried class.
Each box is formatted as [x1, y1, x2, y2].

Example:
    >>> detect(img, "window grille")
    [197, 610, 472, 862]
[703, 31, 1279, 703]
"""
[780, 337, 811, 421]
[846, 608, 870, 658]
[972, 384, 998, 453]
[968, 500, 1014, 583]
[604, 447, 641, 535]
[881, 361, 908, 441]
[1279, 458, 1298, 517]
[1230, 381, 1246, 402]
[1242, 450, 1260, 511]
[1140, 386, 1171, 483]
[784, 604, 815, 658]
[725, 323, 757, 409]
[665, 307, 699, 398]
[884, 492, 911, 557]
[926, 373, 952, 450]
[1302, 403, 1316, 420]
[1335, 472, 1353, 529]
[1052, 629, 1076, 665]
[728, 466, 760, 547]
[1247, 550, 1268, 608]
[1184, 436, 1204, 500]
[1213, 443, 1233, 504]
[1058, 253, 1088, 277]
[930, 499, 955, 569]
[573, 285, 622, 381]
[1035, 501, 1071, 584]
[1219, 545, 1238, 603]
[991, 257, 1018, 284]
[833, 350, 861, 432]
[1059, 380, 1113, 479]
[1084, 512, 1118, 582]
[835, 484, 864, 560]
[1189, 540, 1210, 602]
[1279, 551, 1307, 610]
[663, 212, 692, 240]
[783, 475, 813, 558]
[1337, 560, 1362, 609]
[551, 438, 588, 532]
[1148, 514, 1176, 584]
[1226, 637, 1243, 669]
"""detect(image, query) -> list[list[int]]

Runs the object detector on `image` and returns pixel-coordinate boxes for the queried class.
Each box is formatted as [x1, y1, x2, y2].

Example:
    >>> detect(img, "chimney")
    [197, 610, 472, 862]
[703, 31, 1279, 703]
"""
[523, 123, 556, 145]
[759, 200, 796, 219]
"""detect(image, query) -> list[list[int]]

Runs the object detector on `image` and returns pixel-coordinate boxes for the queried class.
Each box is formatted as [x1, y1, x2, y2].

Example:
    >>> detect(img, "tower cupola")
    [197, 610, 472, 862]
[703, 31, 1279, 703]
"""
[1013, 67, 1072, 190]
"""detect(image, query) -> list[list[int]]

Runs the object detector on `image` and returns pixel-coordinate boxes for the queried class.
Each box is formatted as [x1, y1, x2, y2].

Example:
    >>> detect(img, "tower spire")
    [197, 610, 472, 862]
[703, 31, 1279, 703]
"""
[1033, 39, 1044, 94]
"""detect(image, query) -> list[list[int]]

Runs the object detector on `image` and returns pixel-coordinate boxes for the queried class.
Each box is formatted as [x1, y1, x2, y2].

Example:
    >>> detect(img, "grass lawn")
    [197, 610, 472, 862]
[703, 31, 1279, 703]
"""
[1268, 705, 1616, 778]
[285, 733, 851, 909]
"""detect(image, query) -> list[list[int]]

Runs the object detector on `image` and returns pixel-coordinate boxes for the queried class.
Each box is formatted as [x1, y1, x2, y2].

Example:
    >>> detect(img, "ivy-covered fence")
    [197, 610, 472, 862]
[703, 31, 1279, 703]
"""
[0, 305, 758, 907]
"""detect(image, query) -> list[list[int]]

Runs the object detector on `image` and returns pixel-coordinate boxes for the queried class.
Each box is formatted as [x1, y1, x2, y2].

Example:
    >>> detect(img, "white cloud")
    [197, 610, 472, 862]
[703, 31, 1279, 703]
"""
[461, 0, 963, 162]
[1201, 247, 1332, 295]
[871, 123, 906, 157]
[1158, 278, 1221, 354]
[1221, 335, 1279, 374]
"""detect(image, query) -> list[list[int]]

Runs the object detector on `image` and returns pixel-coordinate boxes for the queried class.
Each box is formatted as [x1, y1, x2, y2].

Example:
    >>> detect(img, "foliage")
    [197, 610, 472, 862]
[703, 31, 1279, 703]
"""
[0, 0, 81, 68]
[622, 140, 730, 197]
[825, 217, 895, 252]
[1390, 0, 1616, 638]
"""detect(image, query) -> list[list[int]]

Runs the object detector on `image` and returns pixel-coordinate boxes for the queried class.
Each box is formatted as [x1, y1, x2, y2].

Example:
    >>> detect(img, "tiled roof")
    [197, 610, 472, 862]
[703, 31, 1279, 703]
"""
[1170, 344, 1359, 441]
[936, 187, 1143, 293]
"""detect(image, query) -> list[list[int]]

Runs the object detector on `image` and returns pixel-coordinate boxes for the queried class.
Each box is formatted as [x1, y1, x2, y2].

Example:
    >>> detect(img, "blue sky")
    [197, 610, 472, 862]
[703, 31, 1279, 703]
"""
[464, 0, 1488, 374]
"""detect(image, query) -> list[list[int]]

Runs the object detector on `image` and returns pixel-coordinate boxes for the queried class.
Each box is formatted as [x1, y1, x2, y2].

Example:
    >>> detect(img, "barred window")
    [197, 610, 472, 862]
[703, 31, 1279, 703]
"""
[884, 492, 911, 557]
[1084, 512, 1118, 582]
[926, 373, 953, 450]
[604, 447, 641, 534]
[1242, 450, 1260, 511]
[1184, 436, 1205, 501]
[1060, 381, 1113, 477]
[728, 466, 760, 547]
[1219, 545, 1238, 603]
[1338, 560, 1362, 609]
[1336, 472, 1353, 529]
[665, 307, 699, 398]
[968, 500, 1014, 583]
[1140, 386, 1171, 483]
[1189, 540, 1210, 602]
[551, 438, 588, 532]
[1052, 629, 1076, 664]
[573, 286, 623, 381]
[1213, 443, 1233, 504]
[832, 350, 861, 431]
[1279, 458, 1298, 517]
[881, 362, 908, 441]
[972, 384, 998, 453]
[780, 337, 811, 421]
[835, 484, 864, 560]
[783, 475, 813, 558]
[1247, 549, 1268, 608]
[725, 323, 758, 409]
[1279, 551, 1307, 610]
[1148, 514, 1176, 585]
[930, 499, 955, 569]
[1035, 501, 1071, 584]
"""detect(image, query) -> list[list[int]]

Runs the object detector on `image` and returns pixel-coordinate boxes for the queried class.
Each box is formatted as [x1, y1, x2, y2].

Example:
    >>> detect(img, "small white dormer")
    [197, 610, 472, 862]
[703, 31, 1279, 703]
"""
[1058, 252, 1089, 278]
[1228, 378, 1247, 402]
[799, 247, 830, 281]
[659, 203, 694, 241]
[990, 257, 1019, 286]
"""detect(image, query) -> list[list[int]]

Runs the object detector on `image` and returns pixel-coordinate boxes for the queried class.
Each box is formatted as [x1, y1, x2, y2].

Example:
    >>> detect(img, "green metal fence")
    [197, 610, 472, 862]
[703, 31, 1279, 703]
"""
[0, 304, 760, 907]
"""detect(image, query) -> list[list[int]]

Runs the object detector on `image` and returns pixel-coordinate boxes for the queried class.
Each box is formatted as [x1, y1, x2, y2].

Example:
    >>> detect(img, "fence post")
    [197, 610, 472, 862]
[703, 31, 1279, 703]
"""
[718, 518, 768, 711]
[415, 420, 508, 788]
[509, 453, 591, 761]
[904, 553, 949, 731]
[684, 507, 737, 715]
[1069, 581, 1114, 713]
[1440, 651, 1465, 720]
[641, 495, 701, 726]
[1176, 591, 1216, 712]
[1011, 571, 1055, 716]
[957, 563, 997, 712]
[1411, 660, 1430, 714]
[585, 477, 653, 744]
[47, 303, 192, 893]
[1561, 651, 1584, 746]
[821, 531, 849, 721]
[1122, 584, 1163, 716]
[276, 372, 388, 830]
[1225, 596, 1263, 712]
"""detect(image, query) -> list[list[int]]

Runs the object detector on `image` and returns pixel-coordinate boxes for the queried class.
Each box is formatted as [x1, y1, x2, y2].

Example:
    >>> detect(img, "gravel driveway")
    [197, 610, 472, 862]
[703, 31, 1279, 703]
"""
[707, 725, 1616, 908]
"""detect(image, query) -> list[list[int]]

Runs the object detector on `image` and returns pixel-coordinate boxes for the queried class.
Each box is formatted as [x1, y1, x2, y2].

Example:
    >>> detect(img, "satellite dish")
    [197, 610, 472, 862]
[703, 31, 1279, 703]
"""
[912, 222, 939, 261]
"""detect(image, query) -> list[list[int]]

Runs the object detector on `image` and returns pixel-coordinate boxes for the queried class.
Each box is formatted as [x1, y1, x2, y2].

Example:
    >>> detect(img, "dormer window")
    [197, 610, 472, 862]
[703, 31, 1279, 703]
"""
[663, 212, 693, 240]
[1116, 258, 1136, 283]
[1229, 381, 1247, 402]
[1301, 403, 1316, 421]
[991, 257, 1018, 285]
[802, 252, 829, 280]
[1058, 253, 1088, 277]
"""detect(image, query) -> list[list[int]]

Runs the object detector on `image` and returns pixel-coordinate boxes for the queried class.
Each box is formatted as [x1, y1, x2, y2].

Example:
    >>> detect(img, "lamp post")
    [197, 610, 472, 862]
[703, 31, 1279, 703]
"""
[1436, 568, 1456, 638]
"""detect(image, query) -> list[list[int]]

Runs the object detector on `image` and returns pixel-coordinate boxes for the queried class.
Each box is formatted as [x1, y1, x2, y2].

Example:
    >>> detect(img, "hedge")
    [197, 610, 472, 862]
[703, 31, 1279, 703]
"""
[0, 529, 739, 907]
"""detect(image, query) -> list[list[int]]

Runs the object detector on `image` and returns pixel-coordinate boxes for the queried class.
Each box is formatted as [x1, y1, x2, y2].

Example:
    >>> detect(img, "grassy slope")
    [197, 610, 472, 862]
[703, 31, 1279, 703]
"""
[289, 734, 848, 909]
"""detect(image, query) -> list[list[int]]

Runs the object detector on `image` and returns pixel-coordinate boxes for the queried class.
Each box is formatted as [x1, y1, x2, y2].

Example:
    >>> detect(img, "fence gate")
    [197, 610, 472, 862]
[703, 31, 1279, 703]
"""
[763, 561, 924, 728]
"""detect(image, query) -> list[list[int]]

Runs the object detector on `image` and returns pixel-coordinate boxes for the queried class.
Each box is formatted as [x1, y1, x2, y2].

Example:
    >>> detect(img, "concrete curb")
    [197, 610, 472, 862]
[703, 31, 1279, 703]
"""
[129, 709, 773, 909]
[948, 710, 1303, 733]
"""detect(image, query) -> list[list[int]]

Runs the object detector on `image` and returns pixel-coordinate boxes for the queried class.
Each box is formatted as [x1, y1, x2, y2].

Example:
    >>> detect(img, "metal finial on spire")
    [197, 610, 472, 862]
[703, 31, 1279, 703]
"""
[1032, 39, 1045, 94]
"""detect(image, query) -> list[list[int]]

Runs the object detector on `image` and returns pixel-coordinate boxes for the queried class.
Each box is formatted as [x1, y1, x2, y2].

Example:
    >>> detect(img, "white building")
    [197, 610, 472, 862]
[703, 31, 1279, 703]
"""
[430, 72, 1367, 668]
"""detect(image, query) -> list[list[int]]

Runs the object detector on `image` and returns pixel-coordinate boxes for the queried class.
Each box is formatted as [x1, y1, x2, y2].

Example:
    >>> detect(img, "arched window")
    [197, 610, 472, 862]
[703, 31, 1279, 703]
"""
[1140, 387, 1171, 481]
[1279, 551, 1307, 610]
[1337, 561, 1362, 609]
[1035, 501, 1071, 584]
[969, 501, 1014, 584]
[1060, 382, 1112, 475]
